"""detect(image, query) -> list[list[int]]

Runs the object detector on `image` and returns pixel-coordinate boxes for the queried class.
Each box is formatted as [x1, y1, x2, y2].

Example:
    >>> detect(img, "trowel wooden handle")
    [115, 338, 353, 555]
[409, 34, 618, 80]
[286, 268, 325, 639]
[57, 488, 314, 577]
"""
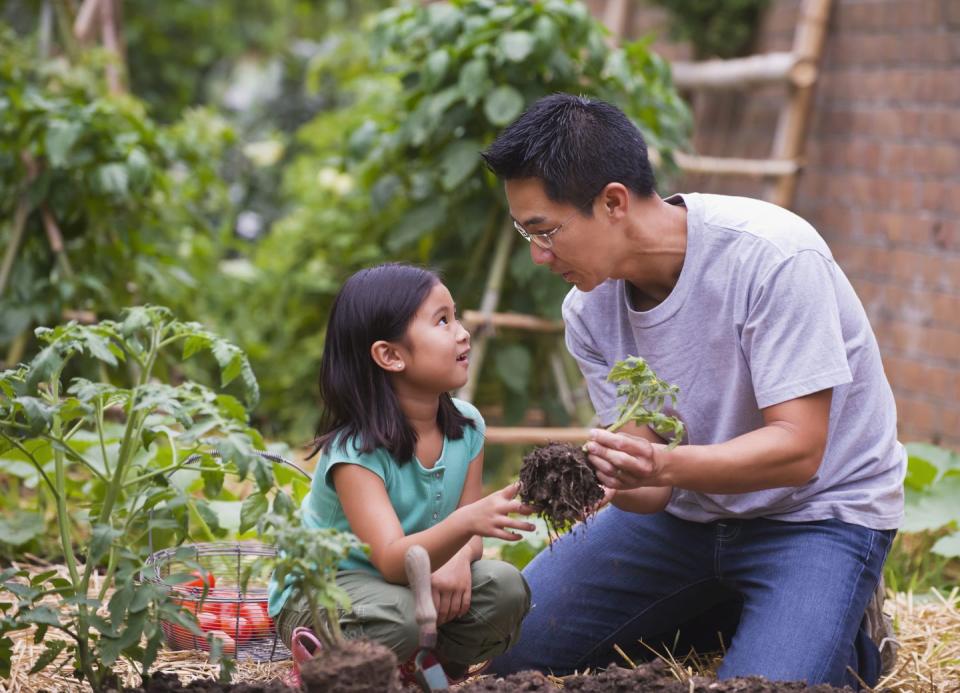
[404, 544, 438, 648]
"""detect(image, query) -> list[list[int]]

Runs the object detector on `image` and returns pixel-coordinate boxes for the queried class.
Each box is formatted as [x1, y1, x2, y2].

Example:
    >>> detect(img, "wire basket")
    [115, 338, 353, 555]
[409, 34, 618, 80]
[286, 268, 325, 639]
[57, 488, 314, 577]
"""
[141, 451, 310, 662]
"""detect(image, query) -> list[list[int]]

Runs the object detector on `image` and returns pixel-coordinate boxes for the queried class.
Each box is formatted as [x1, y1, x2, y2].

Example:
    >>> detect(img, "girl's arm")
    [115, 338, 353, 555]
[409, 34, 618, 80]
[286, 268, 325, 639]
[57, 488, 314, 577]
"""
[333, 454, 532, 584]
[451, 448, 485, 564]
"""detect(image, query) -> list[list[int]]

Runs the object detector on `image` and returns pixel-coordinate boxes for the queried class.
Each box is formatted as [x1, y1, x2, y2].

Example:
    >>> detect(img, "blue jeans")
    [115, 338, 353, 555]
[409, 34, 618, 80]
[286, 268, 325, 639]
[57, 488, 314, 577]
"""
[492, 507, 894, 688]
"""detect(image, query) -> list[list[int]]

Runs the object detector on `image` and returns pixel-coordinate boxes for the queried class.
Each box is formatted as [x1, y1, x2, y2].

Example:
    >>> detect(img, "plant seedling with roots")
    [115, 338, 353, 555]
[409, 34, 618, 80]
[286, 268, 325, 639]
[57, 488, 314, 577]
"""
[519, 356, 685, 540]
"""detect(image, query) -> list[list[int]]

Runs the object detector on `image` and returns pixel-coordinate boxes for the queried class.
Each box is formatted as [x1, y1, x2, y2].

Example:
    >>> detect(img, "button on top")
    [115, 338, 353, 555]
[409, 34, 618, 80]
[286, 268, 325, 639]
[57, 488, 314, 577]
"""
[432, 512, 439, 520]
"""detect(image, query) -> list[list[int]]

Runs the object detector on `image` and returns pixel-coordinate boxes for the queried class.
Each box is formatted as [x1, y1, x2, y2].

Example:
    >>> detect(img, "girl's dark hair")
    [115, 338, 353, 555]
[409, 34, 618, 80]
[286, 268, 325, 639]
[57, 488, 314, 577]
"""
[310, 263, 474, 463]
[481, 93, 656, 214]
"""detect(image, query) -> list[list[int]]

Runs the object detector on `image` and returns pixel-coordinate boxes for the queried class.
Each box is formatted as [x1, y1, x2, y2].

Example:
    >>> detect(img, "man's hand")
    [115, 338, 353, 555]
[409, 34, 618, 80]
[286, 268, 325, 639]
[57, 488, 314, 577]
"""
[584, 428, 668, 489]
[431, 552, 473, 625]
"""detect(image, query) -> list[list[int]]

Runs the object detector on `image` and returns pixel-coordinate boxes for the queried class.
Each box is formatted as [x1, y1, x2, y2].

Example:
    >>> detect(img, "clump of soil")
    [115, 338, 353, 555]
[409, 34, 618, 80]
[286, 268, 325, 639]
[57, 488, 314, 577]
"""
[519, 442, 604, 539]
[299, 638, 400, 693]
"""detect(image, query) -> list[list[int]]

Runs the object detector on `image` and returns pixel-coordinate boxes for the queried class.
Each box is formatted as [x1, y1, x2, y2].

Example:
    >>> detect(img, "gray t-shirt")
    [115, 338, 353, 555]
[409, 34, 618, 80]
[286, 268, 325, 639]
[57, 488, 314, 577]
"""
[563, 193, 905, 530]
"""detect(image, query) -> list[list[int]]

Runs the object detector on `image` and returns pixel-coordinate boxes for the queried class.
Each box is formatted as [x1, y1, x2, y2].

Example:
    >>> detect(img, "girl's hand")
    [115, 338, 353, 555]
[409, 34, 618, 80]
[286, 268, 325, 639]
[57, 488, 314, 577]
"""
[585, 429, 667, 490]
[431, 553, 473, 625]
[459, 481, 536, 541]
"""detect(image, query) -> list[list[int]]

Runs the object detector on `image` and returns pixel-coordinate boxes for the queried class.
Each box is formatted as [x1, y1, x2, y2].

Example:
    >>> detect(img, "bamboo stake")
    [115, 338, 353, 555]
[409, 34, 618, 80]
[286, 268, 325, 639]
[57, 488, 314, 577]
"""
[99, 0, 126, 94]
[456, 220, 514, 402]
[602, 0, 630, 45]
[766, 0, 833, 208]
[0, 197, 31, 298]
[41, 207, 74, 278]
[73, 0, 101, 42]
[461, 310, 563, 333]
[672, 52, 817, 91]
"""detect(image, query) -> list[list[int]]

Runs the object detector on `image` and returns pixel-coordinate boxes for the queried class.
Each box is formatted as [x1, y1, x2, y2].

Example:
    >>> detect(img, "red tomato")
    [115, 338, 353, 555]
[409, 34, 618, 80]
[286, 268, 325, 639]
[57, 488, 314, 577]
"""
[240, 603, 271, 638]
[220, 615, 251, 643]
[185, 569, 216, 589]
[220, 600, 240, 622]
[198, 611, 219, 632]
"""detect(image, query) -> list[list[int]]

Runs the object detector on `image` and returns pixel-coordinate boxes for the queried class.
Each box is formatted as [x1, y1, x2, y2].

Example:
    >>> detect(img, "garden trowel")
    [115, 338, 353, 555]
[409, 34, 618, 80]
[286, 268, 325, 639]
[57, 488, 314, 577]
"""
[404, 544, 450, 692]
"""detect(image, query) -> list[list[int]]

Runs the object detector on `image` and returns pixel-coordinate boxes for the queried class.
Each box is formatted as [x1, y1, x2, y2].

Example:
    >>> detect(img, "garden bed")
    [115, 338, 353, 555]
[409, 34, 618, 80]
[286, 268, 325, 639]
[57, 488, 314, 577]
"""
[5, 568, 957, 693]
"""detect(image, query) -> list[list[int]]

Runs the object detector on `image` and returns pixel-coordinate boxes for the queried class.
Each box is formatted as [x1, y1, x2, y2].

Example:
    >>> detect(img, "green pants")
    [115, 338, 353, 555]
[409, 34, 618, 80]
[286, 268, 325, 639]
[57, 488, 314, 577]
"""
[276, 559, 530, 669]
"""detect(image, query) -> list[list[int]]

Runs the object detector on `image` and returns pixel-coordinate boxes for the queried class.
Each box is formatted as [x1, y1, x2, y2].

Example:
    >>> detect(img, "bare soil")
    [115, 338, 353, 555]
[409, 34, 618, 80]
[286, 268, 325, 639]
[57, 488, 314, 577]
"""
[458, 661, 853, 692]
[118, 671, 296, 692]
[118, 661, 853, 692]
[518, 442, 604, 539]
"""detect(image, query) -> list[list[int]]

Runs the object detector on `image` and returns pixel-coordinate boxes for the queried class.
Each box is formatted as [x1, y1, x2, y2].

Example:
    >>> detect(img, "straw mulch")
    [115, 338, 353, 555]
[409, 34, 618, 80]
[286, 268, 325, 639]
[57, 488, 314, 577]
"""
[1, 571, 957, 693]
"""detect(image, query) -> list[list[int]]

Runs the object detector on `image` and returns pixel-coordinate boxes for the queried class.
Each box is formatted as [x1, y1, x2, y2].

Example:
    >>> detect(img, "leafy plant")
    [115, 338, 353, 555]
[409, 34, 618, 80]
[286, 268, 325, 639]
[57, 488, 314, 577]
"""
[604, 356, 685, 445]
[520, 356, 685, 539]
[254, 513, 367, 650]
[0, 27, 237, 373]
[648, 0, 771, 60]
[884, 442, 960, 592]
[0, 306, 273, 689]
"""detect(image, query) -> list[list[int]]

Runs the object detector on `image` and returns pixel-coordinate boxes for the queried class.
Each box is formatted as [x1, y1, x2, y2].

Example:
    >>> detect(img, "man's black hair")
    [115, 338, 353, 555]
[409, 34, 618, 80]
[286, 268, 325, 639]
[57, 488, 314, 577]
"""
[481, 93, 656, 214]
[309, 263, 473, 463]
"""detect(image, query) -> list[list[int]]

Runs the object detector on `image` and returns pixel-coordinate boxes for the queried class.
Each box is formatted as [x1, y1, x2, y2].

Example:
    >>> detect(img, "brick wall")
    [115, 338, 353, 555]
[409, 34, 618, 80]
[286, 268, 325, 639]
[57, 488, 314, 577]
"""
[589, 0, 960, 447]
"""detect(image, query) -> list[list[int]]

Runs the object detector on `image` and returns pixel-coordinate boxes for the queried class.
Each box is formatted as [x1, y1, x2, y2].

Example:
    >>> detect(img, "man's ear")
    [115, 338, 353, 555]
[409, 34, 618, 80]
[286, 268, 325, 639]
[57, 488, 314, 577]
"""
[599, 182, 629, 220]
[371, 340, 405, 372]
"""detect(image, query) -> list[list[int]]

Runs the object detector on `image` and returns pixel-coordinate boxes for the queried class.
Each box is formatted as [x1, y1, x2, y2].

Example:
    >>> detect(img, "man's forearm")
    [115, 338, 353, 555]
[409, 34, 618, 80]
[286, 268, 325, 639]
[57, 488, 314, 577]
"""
[657, 423, 824, 493]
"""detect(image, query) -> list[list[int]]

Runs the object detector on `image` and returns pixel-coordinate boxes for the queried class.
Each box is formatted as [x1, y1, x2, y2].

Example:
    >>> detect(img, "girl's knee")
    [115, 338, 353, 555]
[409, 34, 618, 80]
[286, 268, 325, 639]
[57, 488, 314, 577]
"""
[475, 560, 531, 622]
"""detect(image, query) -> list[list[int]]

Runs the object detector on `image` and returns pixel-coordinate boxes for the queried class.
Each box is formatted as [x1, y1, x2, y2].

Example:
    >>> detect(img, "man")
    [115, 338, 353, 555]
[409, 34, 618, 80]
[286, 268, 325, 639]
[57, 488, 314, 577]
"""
[482, 94, 904, 688]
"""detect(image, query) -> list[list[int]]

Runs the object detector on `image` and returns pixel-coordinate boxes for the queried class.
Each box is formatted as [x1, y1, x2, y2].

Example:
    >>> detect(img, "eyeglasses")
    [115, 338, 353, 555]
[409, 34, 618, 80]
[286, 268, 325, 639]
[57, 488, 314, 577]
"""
[512, 210, 579, 250]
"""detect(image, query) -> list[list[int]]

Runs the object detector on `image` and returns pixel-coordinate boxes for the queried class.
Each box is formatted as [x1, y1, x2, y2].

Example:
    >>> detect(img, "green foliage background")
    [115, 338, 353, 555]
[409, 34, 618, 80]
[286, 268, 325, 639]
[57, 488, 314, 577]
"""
[1, 0, 692, 445]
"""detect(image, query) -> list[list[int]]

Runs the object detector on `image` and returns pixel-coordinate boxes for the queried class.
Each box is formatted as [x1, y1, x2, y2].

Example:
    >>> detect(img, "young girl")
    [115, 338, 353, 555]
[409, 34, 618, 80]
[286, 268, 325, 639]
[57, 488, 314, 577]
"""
[268, 263, 535, 680]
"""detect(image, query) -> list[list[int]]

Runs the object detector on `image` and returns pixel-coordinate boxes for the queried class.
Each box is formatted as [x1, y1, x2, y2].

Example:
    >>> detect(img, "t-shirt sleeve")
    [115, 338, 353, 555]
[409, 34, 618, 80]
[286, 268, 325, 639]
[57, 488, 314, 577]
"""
[452, 398, 485, 459]
[563, 297, 619, 425]
[322, 437, 389, 490]
[741, 250, 853, 408]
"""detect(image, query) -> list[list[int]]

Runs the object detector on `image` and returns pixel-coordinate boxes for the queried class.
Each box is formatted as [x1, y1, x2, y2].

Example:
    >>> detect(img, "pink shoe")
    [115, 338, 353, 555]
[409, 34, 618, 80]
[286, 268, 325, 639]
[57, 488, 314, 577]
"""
[291, 626, 323, 686]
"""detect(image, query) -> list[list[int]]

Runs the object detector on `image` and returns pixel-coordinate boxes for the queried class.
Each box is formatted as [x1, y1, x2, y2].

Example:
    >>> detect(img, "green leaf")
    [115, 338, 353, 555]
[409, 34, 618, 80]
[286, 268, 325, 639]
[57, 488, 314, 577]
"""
[21, 605, 61, 627]
[458, 59, 489, 107]
[499, 31, 535, 62]
[483, 86, 525, 126]
[44, 120, 83, 168]
[931, 531, 960, 559]
[903, 474, 960, 533]
[0, 511, 45, 547]
[423, 49, 450, 90]
[201, 466, 225, 498]
[904, 455, 938, 491]
[25, 345, 64, 392]
[240, 492, 269, 534]
[182, 335, 208, 360]
[82, 331, 118, 366]
[440, 139, 480, 191]
[14, 397, 54, 434]
[272, 490, 296, 518]
[89, 524, 121, 565]
[28, 639, 68, 675]
[387, 200, 447, 252]
[495, 344, 531, 394]
[95, 163, 130, 197]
